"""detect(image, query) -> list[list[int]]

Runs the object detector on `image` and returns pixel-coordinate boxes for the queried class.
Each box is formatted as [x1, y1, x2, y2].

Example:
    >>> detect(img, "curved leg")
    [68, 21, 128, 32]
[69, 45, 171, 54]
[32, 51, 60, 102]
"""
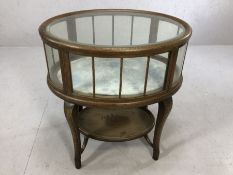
[64, 102, 82, 169]
[153, 97, 173, 160]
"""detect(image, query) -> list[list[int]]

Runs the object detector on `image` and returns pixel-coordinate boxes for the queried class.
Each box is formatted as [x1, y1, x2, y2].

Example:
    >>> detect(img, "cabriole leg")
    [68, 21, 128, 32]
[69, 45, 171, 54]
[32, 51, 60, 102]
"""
[153, 97, 173, 160]
[64, 102, 82, 169]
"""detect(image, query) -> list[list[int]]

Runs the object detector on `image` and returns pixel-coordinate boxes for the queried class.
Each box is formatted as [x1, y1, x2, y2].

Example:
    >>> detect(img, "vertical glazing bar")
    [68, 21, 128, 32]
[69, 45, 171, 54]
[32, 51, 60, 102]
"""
[92, 57, 96, 97]
[130, 16, 134, 45]
[91, 16, 96, 97]
[112, 15, 114, 45]
[149, 17, 159, 43]
[67, 17, 77, 42]
[180, 43, 189, 72]
[119, 58, 124, 98]
[163, 48, 179, 90]
[51, 47, 55, 65]
[59, 50, 73, 95]
[144, 56, 151, 95]
[92, 16, 95, 44]
[176, 27, 180, 35]
[43, 43, 50, 77]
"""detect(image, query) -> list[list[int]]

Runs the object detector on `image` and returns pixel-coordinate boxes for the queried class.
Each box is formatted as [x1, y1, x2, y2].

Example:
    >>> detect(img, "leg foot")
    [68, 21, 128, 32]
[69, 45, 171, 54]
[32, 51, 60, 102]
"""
[64, 102, 82, 169]
[75, 157, 81, 169]
[153, 97, 173, 160]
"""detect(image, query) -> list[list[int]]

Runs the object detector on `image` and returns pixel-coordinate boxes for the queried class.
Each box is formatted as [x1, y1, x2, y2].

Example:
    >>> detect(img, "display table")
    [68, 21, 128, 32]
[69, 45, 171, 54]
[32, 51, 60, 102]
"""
[39, 9, 192, 169]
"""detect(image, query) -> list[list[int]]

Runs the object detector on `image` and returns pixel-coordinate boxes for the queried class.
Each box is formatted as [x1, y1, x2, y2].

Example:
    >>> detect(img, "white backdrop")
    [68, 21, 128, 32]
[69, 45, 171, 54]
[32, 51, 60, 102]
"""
[0, 0, 233, 46]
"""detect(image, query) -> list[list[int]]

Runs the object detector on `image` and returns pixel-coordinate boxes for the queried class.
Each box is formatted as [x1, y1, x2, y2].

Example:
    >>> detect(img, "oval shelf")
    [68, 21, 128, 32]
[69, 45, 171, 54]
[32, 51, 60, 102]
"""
[77, 108, 155, 141]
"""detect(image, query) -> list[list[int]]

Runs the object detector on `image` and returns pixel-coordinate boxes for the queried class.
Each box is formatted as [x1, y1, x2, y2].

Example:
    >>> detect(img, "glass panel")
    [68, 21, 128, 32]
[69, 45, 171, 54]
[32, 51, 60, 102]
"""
[69, 55, 121, 96]
[178, 27, 184, 34]
[122, 55, 167, 96]
[64, 54, 168, 97]
[157, 20, 179, 42]
[94, 16, 112, 45]
[114, 15, 131, 46]
[95, 58, 120, 95]
[122, 57, 147, 95]
[173, 44, 188, 83]
[46, 11, 185, 47]
[47, 21, 68, 40]
[132, 17, 150, 45]
[76, 17, 93, 44]
[159, 52, 169, 59]
[146, 55, 167, 94]
[69, 55, 93, 94]
[44, 44, 62, 88]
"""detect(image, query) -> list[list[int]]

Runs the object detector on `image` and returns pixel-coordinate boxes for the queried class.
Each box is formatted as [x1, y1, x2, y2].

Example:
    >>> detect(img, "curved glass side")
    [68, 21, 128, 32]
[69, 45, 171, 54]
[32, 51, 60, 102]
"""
[173, 43, 188, 83]
[44, 44, 63, 89]
[43, 45, 186, 96]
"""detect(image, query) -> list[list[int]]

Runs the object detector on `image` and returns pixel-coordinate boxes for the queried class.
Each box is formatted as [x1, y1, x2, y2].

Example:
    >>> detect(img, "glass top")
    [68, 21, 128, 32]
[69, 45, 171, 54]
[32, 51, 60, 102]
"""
[45, 10, 185, 47]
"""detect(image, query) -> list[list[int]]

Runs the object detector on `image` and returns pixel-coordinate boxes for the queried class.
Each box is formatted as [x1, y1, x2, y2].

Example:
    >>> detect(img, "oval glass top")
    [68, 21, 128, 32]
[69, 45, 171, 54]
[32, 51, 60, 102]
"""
[45, 10, 186, 47]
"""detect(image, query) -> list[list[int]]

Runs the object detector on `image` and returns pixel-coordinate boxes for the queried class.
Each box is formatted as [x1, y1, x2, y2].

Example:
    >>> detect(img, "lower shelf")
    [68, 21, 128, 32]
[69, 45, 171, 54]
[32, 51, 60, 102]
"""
[77, 108, 155, 142]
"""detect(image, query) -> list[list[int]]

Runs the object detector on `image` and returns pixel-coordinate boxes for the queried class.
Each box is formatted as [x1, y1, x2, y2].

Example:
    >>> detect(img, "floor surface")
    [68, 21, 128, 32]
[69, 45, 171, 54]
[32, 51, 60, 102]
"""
[0, 46, 233, 175]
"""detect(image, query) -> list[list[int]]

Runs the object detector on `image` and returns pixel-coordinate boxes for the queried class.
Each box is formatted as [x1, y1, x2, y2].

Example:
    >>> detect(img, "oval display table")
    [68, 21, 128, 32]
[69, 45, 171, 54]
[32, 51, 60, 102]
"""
[39, 9, 192, 169]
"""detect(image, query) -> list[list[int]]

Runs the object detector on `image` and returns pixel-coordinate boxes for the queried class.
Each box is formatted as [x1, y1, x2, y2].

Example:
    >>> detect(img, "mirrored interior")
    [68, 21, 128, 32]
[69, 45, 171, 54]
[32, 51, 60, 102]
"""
[55, 54, 168, 97]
